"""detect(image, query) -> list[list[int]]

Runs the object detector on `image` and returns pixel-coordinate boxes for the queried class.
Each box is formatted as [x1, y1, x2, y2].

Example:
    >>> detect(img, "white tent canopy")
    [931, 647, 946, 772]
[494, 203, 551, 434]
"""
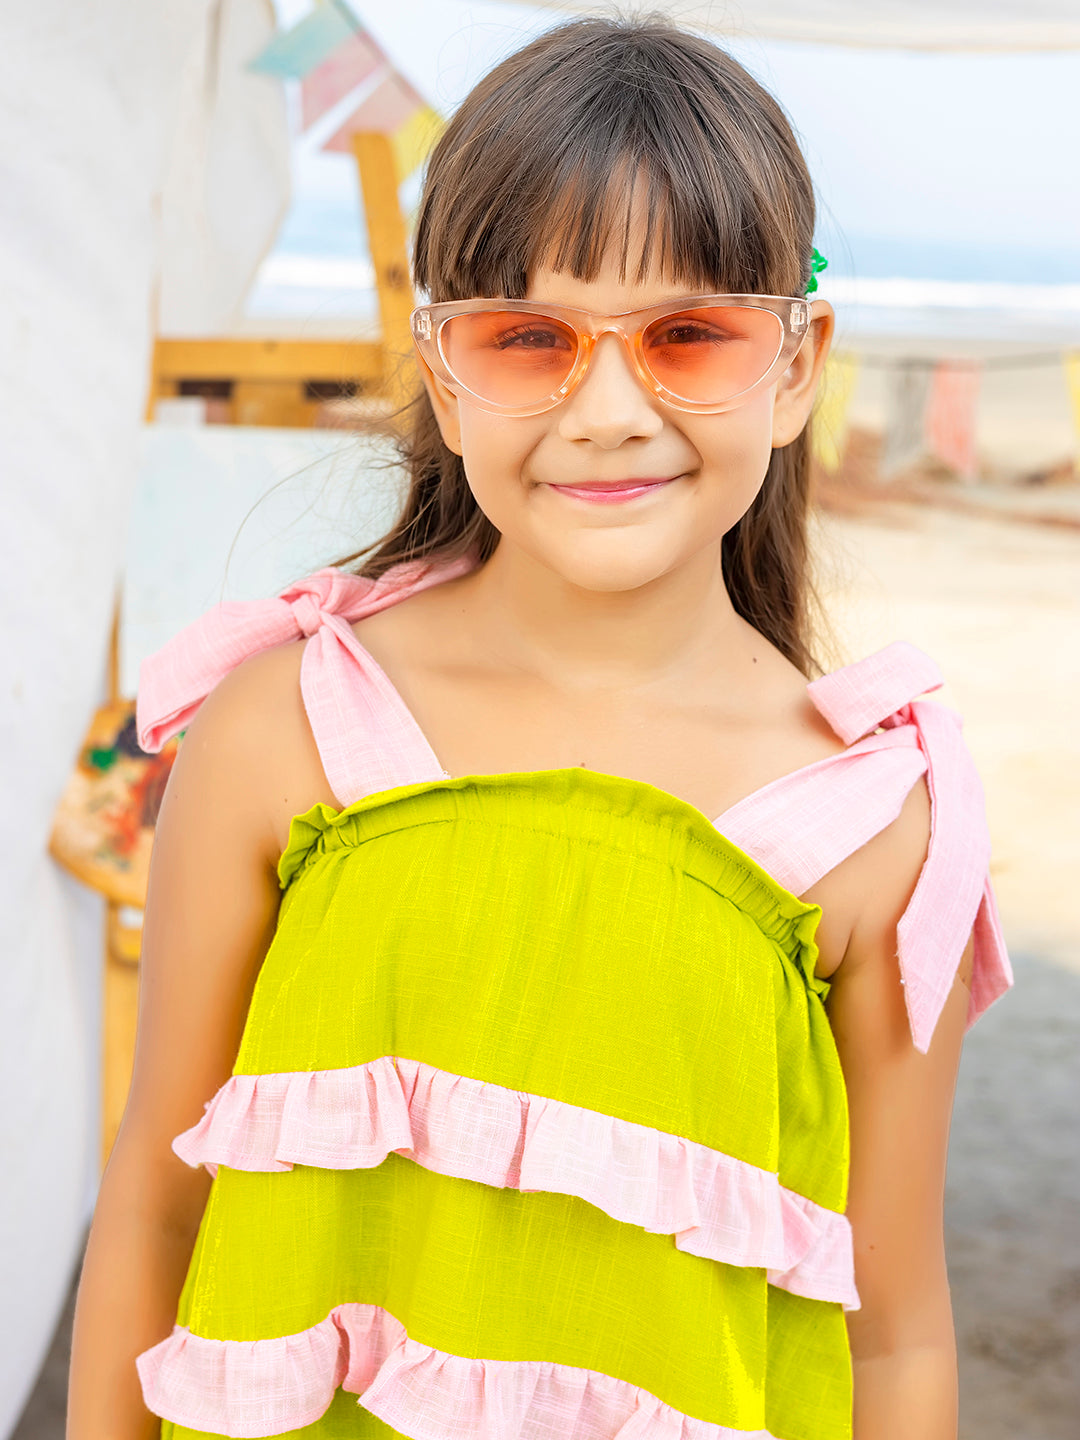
[0, 2, 288, 1431]
[496, 0, 1080, 51]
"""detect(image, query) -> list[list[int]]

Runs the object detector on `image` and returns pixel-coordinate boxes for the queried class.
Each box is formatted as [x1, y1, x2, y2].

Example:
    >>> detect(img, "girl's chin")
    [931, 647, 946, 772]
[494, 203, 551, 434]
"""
[522, 530, 708, 594]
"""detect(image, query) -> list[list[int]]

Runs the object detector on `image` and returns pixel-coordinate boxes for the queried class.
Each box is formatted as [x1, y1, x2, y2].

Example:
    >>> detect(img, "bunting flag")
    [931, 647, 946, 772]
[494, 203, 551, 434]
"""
[300, 30, 386, 130]
[881, 361, 933, 478]
[248, 1, 443, 180]
[1065, 353, 1080, 447]
[924, 360, 982, 480]
[248, 3, 356, 80]
[322, 73, 443, 180]
[812, 353, 859, 472]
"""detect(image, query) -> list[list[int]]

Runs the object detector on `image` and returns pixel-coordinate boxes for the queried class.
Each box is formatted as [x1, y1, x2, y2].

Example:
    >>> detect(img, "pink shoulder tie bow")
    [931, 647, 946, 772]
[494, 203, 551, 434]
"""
[136, 556, 479, 800]
[809, 641, 1013, 1052]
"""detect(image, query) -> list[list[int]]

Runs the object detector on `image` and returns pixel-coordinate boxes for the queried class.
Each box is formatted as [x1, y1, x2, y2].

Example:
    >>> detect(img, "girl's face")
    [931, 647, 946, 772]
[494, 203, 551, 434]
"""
[418, 240, 834, 595]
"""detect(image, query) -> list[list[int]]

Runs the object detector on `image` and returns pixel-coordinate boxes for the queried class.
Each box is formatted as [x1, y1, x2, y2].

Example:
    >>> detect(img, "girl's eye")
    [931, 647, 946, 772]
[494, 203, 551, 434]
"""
[492, 324, 573, 352]
[648, 319, 730, 347]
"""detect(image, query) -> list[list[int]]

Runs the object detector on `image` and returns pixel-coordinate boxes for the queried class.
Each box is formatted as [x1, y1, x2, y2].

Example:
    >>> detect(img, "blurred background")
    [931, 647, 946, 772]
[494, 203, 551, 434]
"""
[2, 3, 1077, 1437]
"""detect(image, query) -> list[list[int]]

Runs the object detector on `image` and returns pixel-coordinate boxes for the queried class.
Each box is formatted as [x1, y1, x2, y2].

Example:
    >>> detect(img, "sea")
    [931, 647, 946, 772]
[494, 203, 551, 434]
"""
[246, 241, 1080, 351]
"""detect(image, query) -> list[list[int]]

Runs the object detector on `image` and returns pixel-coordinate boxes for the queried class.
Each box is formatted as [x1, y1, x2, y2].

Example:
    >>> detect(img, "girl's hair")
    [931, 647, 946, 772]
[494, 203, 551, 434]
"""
[339, 13, 822, 673]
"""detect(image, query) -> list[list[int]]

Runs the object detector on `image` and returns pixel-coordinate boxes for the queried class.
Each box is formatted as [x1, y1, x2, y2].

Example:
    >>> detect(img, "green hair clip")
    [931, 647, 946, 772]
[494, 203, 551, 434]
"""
[805, 247, 828, 295]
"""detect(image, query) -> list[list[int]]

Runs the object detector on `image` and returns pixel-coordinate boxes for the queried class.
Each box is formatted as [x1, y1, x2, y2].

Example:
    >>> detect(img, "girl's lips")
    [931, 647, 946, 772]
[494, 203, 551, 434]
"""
[548, 478, 676, 504]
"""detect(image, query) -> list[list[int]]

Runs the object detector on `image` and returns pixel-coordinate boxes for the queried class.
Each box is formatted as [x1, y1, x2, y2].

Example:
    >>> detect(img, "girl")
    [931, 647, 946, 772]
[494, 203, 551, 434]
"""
[68, 16, 1012, 1440]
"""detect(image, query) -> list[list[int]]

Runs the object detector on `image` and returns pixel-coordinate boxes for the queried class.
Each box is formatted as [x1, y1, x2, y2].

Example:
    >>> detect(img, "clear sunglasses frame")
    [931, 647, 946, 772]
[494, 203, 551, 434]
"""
[410, 294, 815, 418]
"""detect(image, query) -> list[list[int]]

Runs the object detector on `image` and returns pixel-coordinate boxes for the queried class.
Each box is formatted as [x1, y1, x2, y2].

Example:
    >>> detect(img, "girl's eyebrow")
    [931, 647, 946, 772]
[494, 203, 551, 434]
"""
[520, 293, 732, 316]
[523, 282, 717, 309]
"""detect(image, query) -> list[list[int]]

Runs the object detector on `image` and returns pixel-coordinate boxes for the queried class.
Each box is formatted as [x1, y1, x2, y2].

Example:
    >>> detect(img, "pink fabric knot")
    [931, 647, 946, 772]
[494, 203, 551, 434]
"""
[135, 556, 478, 756]
[805, 640, 1011, 1053]
[288, 591, 325, 638]
[281, 569, 367, 637]
[808, 640, 944, 744]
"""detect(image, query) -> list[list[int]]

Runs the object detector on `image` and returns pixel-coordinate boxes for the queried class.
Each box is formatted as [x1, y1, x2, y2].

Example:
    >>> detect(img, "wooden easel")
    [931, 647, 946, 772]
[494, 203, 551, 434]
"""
[351, 131, 414, 397]
[146, 133, 414, 424]
[53, 132, 416, 1171]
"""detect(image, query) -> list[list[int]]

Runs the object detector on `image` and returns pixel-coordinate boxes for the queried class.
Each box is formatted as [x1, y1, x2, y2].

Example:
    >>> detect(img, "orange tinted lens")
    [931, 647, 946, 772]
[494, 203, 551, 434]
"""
[641, 307, 784, 404]
[439, 311, 579, 408]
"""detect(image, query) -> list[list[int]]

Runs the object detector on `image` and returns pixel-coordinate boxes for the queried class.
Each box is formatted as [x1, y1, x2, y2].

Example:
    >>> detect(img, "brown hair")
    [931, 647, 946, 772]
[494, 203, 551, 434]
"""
[338, 13, 823, 673]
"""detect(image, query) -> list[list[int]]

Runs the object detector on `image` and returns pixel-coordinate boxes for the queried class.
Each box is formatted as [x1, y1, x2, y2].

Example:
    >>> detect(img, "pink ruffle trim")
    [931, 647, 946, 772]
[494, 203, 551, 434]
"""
[173, 1055, 858, 1309]
[136, 1302, 781, 1440]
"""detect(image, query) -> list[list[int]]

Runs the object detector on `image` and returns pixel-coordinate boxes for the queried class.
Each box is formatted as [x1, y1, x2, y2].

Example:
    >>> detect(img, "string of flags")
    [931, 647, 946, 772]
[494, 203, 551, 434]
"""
[813, 350, 1080, 480]
[248, 0, 443, 182]
[811, 354, 858, 474]
[1067, 354, 1080, 446]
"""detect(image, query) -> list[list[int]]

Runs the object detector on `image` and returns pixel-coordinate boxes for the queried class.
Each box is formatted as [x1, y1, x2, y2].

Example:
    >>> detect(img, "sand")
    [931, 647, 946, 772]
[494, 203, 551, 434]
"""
[815, 498, 1080, 974]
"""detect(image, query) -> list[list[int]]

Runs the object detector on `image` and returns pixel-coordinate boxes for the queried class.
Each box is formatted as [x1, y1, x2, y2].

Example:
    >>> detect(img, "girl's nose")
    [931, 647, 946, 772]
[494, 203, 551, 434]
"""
[555, 331, 664, 448]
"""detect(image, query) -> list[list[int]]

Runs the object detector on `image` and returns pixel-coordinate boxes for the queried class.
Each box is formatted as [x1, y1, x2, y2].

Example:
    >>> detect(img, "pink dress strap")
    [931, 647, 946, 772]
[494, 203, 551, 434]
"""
[136, 555, 477, 804]
[717, 727, 929, 894]
[807, 642, 1010, 1052]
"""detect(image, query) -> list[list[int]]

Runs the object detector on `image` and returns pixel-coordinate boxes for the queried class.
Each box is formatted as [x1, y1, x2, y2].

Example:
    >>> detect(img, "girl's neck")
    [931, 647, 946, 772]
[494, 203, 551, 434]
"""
[452, 538, 759, 694]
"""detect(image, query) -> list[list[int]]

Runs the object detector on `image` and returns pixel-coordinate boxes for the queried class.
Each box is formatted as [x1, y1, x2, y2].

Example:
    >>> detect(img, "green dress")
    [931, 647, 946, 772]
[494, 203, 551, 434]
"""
[141, 768, 853, 1440]
[133, 565, 1011, 1439]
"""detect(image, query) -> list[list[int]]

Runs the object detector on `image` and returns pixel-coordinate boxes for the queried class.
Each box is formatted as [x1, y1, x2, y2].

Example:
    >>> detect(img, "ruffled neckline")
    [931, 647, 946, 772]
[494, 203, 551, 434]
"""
[276, 767, 826, 997]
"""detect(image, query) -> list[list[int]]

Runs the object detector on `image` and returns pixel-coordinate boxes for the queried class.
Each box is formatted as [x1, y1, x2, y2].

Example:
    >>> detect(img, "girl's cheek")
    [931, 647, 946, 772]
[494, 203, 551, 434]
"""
[693, 405, 776, 503]
[458, 413, 549, 507]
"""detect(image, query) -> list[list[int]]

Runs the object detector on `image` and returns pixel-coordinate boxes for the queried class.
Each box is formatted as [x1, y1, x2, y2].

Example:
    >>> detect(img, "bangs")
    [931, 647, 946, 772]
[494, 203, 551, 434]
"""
[413, 18, 813, 303]
[527, 153, 753, 297]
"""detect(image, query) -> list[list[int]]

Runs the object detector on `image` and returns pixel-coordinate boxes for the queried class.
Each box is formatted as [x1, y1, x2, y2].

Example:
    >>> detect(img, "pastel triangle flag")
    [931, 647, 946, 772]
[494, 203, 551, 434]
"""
[322, 72, 444, 178]
[301, 28, 387, 128]
[1065, 353, 1080, 446]
[881, 361, 933, 477]
[812, 354, 858, 473]
[248, 2, 356, 80]
[389, 104, 445, 181]
[925, 361, 981, 480]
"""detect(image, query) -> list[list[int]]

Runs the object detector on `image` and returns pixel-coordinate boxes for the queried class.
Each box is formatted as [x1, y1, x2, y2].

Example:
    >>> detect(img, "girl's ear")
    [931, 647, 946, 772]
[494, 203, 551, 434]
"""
[414, 346, 464, 456]
[771, 299, 835, 449]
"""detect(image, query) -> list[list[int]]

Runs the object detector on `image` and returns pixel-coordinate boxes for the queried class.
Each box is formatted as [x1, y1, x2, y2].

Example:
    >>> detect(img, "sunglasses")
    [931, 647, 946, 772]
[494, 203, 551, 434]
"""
[410, 294, 814, 418]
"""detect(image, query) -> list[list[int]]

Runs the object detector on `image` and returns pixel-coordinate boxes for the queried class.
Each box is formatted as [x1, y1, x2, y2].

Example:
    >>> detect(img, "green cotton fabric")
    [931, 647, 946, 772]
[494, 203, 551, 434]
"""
[163, 768, 854, 1440]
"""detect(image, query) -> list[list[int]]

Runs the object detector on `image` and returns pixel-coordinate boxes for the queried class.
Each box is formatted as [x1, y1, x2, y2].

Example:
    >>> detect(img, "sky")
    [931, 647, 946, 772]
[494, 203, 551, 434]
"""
[268, 0, 1080, 286]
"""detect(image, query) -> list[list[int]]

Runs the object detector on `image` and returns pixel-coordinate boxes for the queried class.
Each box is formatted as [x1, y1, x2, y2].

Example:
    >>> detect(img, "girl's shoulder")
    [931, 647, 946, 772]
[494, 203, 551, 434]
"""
[168, 636, 339, 863]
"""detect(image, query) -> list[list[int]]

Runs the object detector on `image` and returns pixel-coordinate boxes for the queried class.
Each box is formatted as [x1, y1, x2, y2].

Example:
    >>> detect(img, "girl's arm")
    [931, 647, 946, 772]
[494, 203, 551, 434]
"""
[823, 778, 973, 1440]
[66, 651, 299, 1440]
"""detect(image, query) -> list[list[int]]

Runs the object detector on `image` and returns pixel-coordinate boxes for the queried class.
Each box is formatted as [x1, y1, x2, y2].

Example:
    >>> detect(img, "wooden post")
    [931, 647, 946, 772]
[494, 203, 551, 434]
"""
[101, 594, 142, 1171]
[350, 131, 415, 408]
[101, 904, 142, 1170]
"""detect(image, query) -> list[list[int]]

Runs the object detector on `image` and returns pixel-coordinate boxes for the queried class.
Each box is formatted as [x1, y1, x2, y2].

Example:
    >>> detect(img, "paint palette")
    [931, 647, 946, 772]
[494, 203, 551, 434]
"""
[49, 700, 180, 907]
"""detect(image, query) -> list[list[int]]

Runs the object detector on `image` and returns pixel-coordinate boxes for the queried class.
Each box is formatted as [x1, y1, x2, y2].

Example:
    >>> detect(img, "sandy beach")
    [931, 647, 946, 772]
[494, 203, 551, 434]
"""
[816, 494, 1080, 974]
